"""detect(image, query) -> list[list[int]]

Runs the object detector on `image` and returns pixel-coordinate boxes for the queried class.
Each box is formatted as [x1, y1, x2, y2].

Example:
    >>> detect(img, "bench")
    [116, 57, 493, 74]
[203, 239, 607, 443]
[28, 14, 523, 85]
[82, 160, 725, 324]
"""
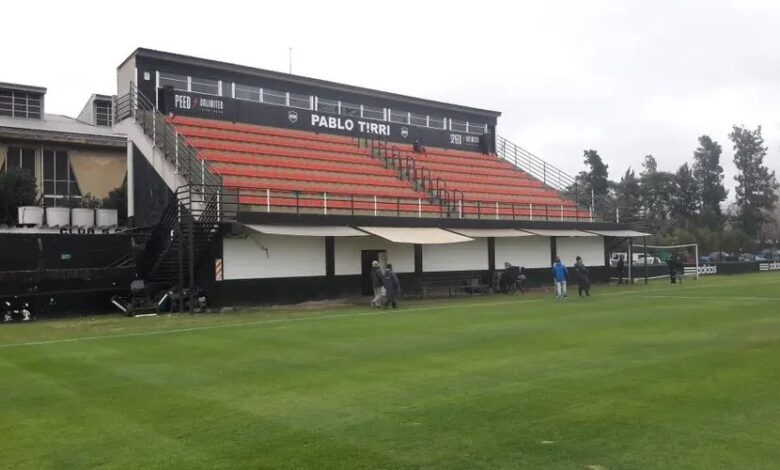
[414, 273, 490, 298]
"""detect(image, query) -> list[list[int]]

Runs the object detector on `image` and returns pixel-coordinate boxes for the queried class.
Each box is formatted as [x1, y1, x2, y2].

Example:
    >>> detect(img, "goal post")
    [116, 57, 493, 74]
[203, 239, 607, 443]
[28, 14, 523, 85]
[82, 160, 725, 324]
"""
[641, 243, 700, 282]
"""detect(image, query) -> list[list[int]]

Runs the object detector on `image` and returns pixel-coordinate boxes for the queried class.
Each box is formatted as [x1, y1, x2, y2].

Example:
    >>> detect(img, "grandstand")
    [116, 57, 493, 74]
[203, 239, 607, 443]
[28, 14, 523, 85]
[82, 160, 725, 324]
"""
[106, 48, 648, 307]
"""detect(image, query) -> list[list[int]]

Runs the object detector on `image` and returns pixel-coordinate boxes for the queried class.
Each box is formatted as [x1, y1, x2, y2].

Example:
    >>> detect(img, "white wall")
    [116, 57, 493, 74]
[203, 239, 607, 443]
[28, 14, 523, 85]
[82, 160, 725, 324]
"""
[494, 236, 551, 268]
[223, 234, 325, 280]
[422, 239, 488, 272]
[556, 237, 605, 267]
[334, 236, 415, 275]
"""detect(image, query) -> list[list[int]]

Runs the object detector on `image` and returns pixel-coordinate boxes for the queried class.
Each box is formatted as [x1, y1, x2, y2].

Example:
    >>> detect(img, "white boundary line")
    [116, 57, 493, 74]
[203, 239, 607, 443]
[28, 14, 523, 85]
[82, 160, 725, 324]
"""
[1, 277, 778, 350]
[637, 294, 779, 301]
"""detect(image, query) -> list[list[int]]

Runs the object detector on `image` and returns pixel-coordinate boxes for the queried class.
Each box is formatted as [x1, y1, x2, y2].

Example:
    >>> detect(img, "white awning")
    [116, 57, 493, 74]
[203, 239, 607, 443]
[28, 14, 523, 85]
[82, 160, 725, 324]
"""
[586, 229, 652, 237]
[523, 229, 597, 237]
[244, 224, 367, 237]
[358, 227, 473, 244]
[447, 228, 535, 238]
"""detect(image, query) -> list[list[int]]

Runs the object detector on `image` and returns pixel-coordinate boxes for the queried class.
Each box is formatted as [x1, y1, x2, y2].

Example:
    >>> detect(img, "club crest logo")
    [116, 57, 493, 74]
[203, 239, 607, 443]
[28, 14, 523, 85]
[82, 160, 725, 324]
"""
[288, 110, 299, 123]
[400, 127, 409, 138]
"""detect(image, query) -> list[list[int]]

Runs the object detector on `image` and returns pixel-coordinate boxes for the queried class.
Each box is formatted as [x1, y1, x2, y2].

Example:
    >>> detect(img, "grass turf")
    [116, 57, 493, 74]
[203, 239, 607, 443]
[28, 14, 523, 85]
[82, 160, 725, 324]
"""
[1, 273, 779, 469]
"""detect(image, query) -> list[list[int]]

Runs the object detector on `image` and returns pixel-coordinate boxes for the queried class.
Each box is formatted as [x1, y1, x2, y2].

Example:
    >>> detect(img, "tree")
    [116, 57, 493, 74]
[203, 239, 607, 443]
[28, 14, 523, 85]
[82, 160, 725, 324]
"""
[639, 155, 675, 233]
[569, 149, 610, 206]
[102, 179, 128, 224]
[692, 135, 727, 227]
[0, 169, 37, 225]
[729, 125, 780, 237]
[614, 168, 641, 219]
[670, 162, 699, 223]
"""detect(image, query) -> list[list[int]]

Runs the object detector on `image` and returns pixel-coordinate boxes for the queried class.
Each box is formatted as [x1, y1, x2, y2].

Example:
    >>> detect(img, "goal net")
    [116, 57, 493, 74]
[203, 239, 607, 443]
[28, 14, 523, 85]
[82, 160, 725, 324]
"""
[642, 244, 700, 281]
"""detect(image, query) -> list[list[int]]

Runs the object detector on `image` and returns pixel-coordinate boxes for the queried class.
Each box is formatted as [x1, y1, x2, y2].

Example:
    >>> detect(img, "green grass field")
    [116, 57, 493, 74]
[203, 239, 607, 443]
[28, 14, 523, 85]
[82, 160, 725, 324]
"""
[1, 273, 779, 469]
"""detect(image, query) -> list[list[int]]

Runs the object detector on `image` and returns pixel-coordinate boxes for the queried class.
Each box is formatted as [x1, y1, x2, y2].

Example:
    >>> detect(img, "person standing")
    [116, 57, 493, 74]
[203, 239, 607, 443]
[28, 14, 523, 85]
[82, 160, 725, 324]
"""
[382, 263, 401, 309]
[574, 256, 591, 297]
[370, 261, 384, 307]
[616, 257, 625, 285]
[552, 257, 568, 298]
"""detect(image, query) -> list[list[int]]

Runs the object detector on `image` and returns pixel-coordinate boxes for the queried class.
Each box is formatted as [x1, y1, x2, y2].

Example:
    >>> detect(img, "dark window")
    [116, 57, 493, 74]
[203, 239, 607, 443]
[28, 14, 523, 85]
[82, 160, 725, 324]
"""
[262, 89, 287, 106]
[42, 150, 80, 206]
[234, 84, 260, 102]
[6, 147, 35, 175]
[95, 100, 112, 126]
[0, 90, 43, 119]
[410, 113, 427, 127]
[288, 92, 311, 110]
[340, 102, 359, 117]
[158, 72, 188, 91]
[316, 98, 338, 114]
[389, 110, 409, 124]
[190, 77, 220, 95]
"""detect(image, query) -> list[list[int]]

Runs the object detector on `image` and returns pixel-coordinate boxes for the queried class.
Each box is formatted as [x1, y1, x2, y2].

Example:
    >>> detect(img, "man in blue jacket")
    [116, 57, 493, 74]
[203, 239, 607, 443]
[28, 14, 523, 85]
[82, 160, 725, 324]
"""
[552, 256, 568, 298]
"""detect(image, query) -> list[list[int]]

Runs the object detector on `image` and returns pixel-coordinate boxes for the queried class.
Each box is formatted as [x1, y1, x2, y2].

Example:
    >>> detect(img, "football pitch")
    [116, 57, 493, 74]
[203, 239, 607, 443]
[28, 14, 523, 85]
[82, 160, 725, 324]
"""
[1, 273, 779, 469]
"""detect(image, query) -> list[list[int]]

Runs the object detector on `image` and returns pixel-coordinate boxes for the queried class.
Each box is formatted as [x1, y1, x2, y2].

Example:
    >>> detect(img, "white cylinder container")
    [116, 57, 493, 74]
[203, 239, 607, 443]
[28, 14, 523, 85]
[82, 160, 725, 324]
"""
[96, 208, 118, 227]
[46, 207, 70, 227]
[17, 206, 44, 226]
[71, 208, 95, 227]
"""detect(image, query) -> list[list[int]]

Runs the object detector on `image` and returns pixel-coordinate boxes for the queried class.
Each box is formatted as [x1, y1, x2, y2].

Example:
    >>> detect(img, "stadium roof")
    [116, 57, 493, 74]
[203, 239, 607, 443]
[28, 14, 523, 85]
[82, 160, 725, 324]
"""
[586, 229, 651, 237]
[522, 229, 597, 237]
[121, 48, 502, 119]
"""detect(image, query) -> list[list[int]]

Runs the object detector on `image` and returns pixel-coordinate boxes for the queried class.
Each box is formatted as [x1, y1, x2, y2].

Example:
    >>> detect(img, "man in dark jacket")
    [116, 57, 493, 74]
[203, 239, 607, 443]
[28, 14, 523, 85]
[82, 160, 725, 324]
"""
[370, 261, 384, 307]
[574, 256, 591, 297]
[382, 263, 401, 309]
[616, 257, 625, 284]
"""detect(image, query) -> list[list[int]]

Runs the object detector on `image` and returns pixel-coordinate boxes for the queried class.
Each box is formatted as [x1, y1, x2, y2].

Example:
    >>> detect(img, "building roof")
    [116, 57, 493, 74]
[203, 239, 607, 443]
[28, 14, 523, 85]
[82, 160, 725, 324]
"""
[120, 48, 502, 119]
[0, 82, 47, 94]
[0, 113, 125, 148]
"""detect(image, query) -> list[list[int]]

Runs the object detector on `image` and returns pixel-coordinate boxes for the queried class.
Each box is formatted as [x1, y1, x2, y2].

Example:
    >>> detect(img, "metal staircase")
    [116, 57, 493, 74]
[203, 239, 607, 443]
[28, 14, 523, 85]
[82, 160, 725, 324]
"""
[115, 84, 236, 298]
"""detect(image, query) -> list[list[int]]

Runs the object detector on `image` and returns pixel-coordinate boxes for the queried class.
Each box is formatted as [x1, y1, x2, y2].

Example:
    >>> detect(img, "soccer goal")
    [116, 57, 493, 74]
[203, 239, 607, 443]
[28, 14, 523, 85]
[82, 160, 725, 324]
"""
[641, 243, 700, 282]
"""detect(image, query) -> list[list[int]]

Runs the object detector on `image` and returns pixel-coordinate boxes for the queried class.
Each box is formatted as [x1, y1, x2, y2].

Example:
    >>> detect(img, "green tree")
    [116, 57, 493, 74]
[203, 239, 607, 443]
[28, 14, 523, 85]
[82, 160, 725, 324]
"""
[0, 168, 37, 225]
[671, 162, 699, 223]
[569, 149, 610, 206]
[102, 179, 128, 224]
[729, 125, 780, 237]
[692, 135, 727, 227]
[614, 168, 641, 219]
[639, 155, 675, 233]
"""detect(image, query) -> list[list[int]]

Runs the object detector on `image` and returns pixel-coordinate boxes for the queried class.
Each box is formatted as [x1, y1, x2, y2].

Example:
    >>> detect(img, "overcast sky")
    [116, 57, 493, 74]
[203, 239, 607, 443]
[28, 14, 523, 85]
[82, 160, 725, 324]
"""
[3, 0, 778, 198]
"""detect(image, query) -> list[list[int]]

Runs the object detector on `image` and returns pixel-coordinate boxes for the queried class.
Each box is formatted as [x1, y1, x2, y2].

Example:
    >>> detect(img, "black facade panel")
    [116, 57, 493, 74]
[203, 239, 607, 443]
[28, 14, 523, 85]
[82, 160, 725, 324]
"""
[135, 55, 497, 152]
[132, 144, 175, 227]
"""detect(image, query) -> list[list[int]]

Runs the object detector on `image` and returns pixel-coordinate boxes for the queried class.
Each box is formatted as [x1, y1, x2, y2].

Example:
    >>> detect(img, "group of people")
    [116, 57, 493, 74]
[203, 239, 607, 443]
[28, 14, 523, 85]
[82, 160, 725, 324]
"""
[369, 261, 401, 309]
[551, 256, 591, 299]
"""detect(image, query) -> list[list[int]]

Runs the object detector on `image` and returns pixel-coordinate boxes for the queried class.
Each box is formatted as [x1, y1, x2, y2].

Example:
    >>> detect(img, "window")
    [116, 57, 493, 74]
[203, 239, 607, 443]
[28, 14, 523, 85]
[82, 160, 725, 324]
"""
[362, 105, 385, 120]
[235, 84, 261, 102]
[449, 119, 468, 132]
[410, 113, 427, 127]
[428, 116, 446, 129]
[289, 92, 312, 109]
[0, 90, 42, 119]
[317, 98, 338, 114]
[340, 101, 359, 117]
[95, 100, 112, 126]
[158, 72, 188, 91]
[42, 150, 80, 207]
[190, 77, 220, 95]
[262, 88, 287, 106]
[389, 110, 409, 124]
[5, 147, 36, 175]
[467, 122, 487, 134]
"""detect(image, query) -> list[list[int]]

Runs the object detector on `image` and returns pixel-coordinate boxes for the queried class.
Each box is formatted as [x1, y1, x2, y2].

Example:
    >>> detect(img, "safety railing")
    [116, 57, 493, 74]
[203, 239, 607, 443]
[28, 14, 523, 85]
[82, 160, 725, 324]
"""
[115, 83, 222, 189]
